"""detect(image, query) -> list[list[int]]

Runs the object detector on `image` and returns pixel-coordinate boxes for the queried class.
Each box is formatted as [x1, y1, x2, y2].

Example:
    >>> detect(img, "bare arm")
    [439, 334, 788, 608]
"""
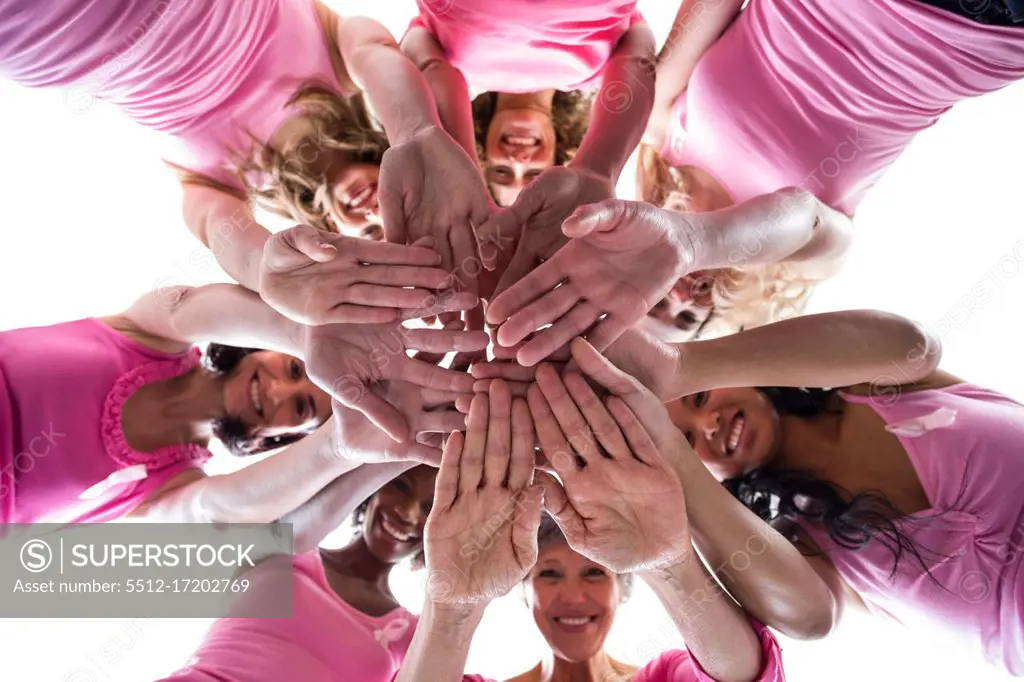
[281, 461, 415, 554]
[401, 26, 481, 166]
[338, 17, 444, 144]
[641, 547, 763, 682]
[103, 284, 306, 357]
[571, 22, 658, 184]
[181, 184, 271, 292]
[129, 421, 359, 524]
[677, 309, 943, 398]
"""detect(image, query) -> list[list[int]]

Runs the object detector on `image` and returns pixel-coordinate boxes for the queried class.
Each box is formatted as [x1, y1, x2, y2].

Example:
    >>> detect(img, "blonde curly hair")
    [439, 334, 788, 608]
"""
[636, 143, 818, 338]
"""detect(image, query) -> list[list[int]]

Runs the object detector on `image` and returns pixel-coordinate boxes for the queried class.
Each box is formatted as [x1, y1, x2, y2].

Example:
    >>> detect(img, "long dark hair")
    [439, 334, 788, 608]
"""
[723, 387, 944, 578]
[204, 344, 311, 457]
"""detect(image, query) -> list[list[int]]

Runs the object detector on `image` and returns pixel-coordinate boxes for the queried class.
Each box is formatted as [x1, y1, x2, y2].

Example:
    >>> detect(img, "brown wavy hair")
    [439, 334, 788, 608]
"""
[472, 90, 594, 168]
[636, 143, 818, 338]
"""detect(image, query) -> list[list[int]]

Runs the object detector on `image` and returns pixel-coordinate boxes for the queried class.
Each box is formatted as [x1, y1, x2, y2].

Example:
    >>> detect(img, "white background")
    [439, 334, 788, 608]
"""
[1, 1, 1022, 680]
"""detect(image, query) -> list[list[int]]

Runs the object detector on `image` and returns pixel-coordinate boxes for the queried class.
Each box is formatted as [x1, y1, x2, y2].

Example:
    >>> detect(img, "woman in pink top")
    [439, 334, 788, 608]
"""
[160, 463, 437, 682]
[0, 0, 492, 325]
[396, 381, 798, 682]
[532, 309, 1024, 675]
[0, 282, 482, 525]
[403, 0, 659, 301]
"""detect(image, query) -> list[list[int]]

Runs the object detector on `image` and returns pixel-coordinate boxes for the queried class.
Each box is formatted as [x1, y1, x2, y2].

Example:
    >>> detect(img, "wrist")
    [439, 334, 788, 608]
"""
[423, 598, 486, 632]
[391, 121, 442, 147]
[638, 546, 697, 585]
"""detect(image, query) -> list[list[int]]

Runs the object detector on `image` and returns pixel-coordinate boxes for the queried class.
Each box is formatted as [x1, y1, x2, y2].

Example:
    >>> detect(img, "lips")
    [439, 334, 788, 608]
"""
[346, 182, 378, 213]
[502, 134, 540, 147]
[249, 372, 265, 420]
[380, 513, 418, 544]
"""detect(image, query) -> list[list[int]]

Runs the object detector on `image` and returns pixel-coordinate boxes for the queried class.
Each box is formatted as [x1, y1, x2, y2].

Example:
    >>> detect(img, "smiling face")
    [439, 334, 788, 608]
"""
[668, 388, 783, 480]
[329, 161, 383, 239]
[484, 108, 556, 207]
[361, 467, 436, 563]
[525, 541, 621, 662]
[222, 351, 332, 442]
[641, 273, 718, 342]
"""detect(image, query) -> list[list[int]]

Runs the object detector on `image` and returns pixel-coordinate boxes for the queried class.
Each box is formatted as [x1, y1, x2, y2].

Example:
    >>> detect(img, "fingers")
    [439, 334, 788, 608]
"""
[471, 361, 537, 383]
[420, 388, 465, 408]
[486, 258, 567, 328]
[482, 380, 513, 487]
[400, 291, 481, 321]
[607, 396, 663, 467]
[358, 264, 452, 289]
[508, 398, 535, 490]
[320, 304, 400, 325]
[449, 220, 479, 295]
[534, 471, 585, 541]
[535, 363, 601, 464]
[459, 394, 488, 495]
[561, 198, 625, 238]
[526, 383, 577, 482]
[516, 301, 601, 367]
[347, 391, 410, 443]
[511, 485, 544, 569]
[569, 337, 644, 400]
[582, 315, 630, 353]
[434, 430, 464, 510]
[456, 394, 473, 413]
[339, 284, 443, 310]
[263, 225, 337, 272]
[500, 284, 582, 349]
[416, 408, 470, 434]
[402, 442, 444, 467]
[377, 175, 409, 247]
[563, 372, 630, 459]
[411, 320, 463, 366]
[353, 239, 443, 267]
[472, 378, 531, 398]
[402, 327, 490, 354]
[400, 360, 477, 393]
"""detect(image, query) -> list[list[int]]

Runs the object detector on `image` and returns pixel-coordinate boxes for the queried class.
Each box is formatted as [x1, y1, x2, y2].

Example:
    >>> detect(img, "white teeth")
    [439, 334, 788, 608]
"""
[250, 377, 263, 416]
[728, 416, 745, 452]
[381, 516, 415, 543]
[555, 616, 593, 627]
[505, 135, 539, 146]
[349, 184, 374, 210]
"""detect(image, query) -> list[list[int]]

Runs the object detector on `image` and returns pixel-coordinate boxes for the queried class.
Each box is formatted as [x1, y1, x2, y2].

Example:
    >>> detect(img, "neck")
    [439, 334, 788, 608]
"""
[771, 411, 844, 475]
[126, 368, 227, 449]
[495, 89, 556, 116]
[535, 649, 625, 682]
[320, 537, 394, 596]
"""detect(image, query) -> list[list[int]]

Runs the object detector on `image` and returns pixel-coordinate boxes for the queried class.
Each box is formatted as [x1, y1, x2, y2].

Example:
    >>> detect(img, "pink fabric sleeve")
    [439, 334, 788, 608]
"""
[632, 620, 785, 682]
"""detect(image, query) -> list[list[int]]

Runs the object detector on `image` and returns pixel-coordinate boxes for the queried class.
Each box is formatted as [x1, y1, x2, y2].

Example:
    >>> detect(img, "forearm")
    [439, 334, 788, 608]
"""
[678, 310, 941, 396]
[402, 27, 480, 165]
[341, 18, 443, 143]
[641, 549, 761, 682]
[670, 450, 837, 639]
[684, 187, 853, 275]
[572, 23, 657, 183]
[395, 601, 486, 682]
[125, 284, 306, 357]
[653, 0, 744, 110]
[140, 424, 357, 524]
[281, 461, 415, 554]
[181, 184, 270, 291]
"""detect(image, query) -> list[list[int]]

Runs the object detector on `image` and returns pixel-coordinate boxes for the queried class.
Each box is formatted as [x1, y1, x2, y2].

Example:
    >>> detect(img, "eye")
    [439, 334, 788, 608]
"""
[684, 430, 695, 447]
[537, 569, 562, 579]
[392, 478, 412, 494]
[289, 359, 303, 381]
[675, 310, 698, 328]
[526, 169, 543, 179]
[583, 567, 608, 580]
[298, 188, 315, 207]
[694, 391, 708, 408]
[489, 167, 513, 182]
[294, 397, 308, 420]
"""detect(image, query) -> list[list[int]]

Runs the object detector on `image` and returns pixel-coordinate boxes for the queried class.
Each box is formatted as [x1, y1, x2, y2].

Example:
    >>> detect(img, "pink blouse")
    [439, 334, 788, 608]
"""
[0, 319, 209, 524]
[411, 0, 643, 93]
[660, 0, 1024, 215]
[161, 551, 417, 682]
[801, 384, 1024, 675]
[0, 0, 347, 188]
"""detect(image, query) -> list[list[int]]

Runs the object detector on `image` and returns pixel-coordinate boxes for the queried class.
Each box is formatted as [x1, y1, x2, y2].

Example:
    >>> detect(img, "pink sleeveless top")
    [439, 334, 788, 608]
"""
[800, 384, 1024, 675]
[161, 550, 417, 682]
[411, 0, 643, 93]
[0, 0, 346, 189]
[660, 0, 1024, 215]
[0, 319, 210, 524]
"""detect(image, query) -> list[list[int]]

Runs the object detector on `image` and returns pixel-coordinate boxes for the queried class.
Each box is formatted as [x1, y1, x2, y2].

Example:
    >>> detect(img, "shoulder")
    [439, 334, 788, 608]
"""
[95, 315, 193, 356]
[843, 369, 964, 397]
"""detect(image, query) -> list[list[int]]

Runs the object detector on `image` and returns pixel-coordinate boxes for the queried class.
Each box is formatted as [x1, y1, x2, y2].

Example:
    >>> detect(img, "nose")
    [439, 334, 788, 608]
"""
[393, 498, 425, 529]
[265, 378, 304, 425]
[558, 579, 588, 605]
[699, 409, 721, 440]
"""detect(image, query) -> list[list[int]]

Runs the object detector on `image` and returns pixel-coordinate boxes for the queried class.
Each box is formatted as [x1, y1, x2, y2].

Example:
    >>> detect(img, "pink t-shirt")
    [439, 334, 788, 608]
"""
[412, 0, 643, 93]
[0, 319, 209, 524]
[460, 620, 784, 681]
[661, 0, 1024, 215]
[0, 0, 346, 188]
[800, 384, 1024, 675]
[161, 551, 417, 682]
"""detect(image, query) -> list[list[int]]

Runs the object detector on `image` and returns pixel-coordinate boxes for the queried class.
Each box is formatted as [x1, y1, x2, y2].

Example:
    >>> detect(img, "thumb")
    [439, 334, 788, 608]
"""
[265, 225, 337, 271]
[534, 472, 585, 543]
[512, 485, 545, 568]
[569, 338, 642, 398]
[562, 199, 628, 238]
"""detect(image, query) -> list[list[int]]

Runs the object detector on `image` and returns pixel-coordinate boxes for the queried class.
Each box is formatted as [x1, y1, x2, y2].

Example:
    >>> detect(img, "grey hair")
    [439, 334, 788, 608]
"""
[532, 514, 634, 602]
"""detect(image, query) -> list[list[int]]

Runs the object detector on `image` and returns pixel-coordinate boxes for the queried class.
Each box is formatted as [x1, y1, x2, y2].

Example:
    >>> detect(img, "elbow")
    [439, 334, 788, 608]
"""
[866, 310, 942, 383]
[769, 591, 839, 641]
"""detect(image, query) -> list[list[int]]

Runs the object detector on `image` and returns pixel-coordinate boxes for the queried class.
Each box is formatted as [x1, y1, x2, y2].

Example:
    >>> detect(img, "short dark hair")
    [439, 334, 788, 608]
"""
[203, 343, 312, 457]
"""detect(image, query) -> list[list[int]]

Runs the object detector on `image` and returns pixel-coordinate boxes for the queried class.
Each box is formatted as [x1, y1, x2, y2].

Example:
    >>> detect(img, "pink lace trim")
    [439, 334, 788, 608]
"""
[100, 347, 212, 471]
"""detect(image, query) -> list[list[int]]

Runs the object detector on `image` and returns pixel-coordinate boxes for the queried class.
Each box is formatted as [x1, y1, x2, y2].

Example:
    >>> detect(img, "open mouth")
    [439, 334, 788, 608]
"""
[346, 182, 378, 213]
[380, 513, 418, 544]
[249, 371, 265, 420]
[726, 412, 746, 455]
[552, 615, 599, 632]
[501, 134, 541, 147]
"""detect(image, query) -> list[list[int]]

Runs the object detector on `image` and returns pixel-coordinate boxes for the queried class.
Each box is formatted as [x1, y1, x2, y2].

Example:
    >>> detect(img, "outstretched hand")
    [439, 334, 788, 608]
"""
[259, 226, 470, 326]
[423, 381, 544, 604]
[486, 199, 696, 366]
[527, 362, 690, 573]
